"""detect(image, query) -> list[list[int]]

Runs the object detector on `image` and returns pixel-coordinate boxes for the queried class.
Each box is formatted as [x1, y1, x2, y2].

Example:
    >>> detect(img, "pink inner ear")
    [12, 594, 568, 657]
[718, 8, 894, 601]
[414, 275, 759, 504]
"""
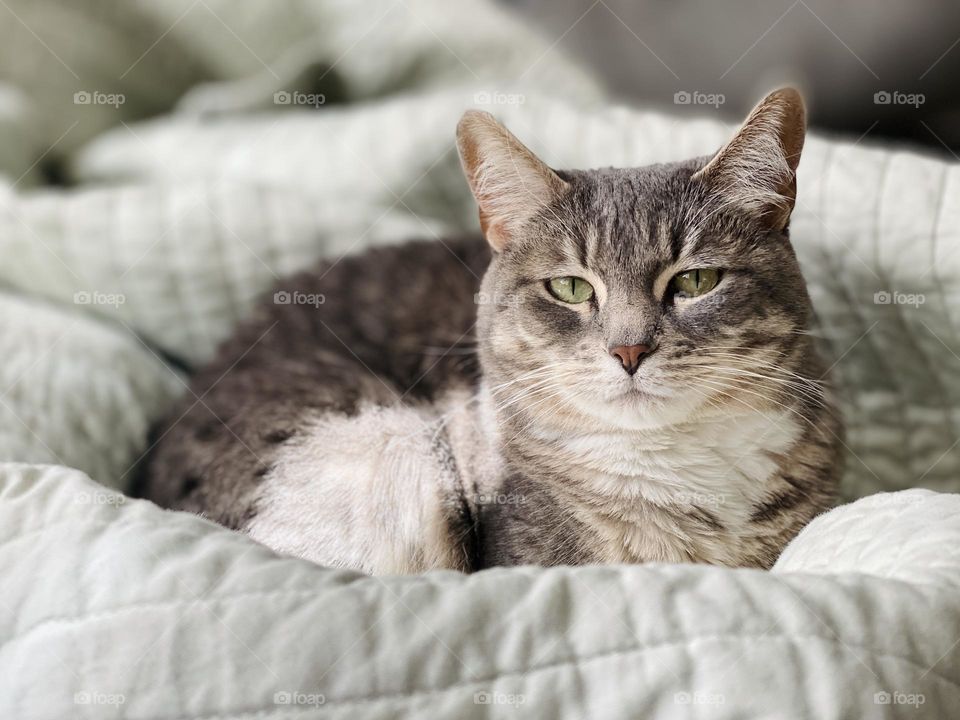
[456, 110, 570, 252]
[482, 216, 511, 252]
[692, 90, 806, 231]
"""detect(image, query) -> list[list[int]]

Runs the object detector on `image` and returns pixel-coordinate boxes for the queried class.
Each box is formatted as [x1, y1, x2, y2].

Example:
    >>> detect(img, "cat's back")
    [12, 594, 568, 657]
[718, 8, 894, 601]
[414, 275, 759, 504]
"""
[135, 236, 490, 528]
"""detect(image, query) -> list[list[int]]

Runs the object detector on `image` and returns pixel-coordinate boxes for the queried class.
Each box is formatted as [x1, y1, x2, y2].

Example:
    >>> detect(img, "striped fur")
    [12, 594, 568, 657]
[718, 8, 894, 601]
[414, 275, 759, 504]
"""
[138, 89, 841, 573]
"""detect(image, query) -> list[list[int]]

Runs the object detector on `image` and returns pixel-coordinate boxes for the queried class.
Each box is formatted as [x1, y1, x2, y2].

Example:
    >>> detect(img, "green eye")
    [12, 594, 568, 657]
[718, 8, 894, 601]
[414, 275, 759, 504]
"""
[671, 269, 720, 299]
[547, 276, 595, 304]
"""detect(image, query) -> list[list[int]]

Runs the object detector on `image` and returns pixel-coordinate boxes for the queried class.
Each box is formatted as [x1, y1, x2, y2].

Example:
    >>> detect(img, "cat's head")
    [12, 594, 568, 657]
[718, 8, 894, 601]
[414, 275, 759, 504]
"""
[457, 89, 816, 432]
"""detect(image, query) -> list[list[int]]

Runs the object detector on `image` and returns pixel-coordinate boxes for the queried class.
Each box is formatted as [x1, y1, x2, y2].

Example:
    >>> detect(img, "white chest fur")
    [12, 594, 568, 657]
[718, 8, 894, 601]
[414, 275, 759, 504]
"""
[245, 385, 801, 571]
[533, 408, 803, 564]
[551, 409, 799, 500]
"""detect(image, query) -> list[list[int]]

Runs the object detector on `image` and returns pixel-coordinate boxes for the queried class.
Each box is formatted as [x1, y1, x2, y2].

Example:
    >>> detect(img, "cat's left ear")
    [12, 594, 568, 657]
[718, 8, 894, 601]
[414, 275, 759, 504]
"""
[456, 110, 569, 251]
[693, 87, 806, 230]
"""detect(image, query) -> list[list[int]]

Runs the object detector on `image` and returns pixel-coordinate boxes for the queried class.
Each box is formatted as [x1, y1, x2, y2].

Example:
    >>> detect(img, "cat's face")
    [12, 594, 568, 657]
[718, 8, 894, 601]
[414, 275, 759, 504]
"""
[459, 89, 814, 432]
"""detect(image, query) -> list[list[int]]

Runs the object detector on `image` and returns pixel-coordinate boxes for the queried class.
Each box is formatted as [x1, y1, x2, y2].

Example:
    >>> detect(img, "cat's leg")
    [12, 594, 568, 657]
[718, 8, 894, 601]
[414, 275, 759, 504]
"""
[243, 403, 476, 574]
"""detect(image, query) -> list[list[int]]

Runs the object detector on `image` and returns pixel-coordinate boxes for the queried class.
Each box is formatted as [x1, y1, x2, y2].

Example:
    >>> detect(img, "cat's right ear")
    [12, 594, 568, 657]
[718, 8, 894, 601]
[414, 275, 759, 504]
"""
[456, 110, 569, 251]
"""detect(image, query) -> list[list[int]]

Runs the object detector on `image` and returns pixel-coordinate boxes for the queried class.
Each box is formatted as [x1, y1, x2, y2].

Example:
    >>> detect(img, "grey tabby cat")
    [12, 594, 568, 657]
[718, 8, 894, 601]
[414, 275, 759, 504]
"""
[138, 88, 841, 573]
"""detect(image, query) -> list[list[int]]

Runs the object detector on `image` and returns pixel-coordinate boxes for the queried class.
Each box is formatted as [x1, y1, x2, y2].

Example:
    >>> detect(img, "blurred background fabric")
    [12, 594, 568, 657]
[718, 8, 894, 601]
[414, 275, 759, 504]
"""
[504, 0, 960, 152]
[0, 0, 603, 486]
[0, 0, 957, 503]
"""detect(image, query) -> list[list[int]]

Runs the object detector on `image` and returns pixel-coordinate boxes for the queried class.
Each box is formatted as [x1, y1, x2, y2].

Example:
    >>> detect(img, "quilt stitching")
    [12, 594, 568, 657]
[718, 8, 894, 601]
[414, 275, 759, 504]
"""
[120, 631, 960, 719]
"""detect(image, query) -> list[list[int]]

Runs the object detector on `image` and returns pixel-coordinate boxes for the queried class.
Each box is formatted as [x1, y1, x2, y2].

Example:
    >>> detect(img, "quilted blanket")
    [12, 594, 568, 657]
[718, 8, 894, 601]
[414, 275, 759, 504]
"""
[3, 464, 959, 718]
[1, 0, 959, 717]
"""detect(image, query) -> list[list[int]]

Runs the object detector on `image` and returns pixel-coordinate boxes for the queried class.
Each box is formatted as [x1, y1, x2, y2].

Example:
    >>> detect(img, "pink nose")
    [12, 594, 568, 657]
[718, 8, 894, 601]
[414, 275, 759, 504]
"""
[609, 344, 651, 375]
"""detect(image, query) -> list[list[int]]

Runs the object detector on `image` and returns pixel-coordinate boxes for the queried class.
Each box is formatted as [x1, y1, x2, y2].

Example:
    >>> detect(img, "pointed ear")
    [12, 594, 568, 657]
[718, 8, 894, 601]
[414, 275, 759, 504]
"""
[693, 88, 806, 230]
[456, 110, 569, 251]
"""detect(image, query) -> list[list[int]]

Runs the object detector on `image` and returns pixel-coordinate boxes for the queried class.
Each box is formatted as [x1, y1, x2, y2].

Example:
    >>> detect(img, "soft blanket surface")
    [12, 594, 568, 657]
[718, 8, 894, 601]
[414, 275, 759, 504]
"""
[0, 0, 958, 717]
[3, 463, 959, 718]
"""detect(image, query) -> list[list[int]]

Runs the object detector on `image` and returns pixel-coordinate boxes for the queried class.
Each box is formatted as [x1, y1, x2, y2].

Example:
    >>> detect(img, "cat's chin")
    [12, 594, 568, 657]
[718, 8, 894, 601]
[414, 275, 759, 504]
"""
[613, 388, 664, 407]
[571, 385, 702, 431]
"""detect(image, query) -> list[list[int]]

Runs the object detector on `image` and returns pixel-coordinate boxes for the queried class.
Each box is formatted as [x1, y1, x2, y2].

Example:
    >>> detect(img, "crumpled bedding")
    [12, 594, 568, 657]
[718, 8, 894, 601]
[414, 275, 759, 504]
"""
[3, 464, 958, 718]
[0, 0, 958, 717]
